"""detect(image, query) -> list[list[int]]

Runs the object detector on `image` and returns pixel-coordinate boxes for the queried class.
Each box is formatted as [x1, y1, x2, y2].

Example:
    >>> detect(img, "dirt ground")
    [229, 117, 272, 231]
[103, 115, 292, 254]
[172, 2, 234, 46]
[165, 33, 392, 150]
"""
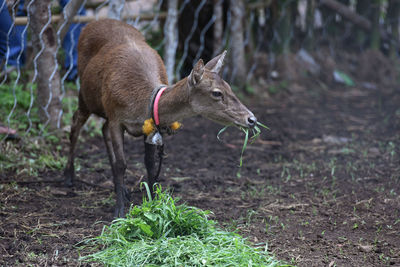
[1, 52, 400, 266]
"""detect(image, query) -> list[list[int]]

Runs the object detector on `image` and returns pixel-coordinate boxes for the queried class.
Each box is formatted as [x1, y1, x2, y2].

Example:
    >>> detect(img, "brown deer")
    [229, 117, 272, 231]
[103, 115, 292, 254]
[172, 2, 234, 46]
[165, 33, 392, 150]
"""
[64, 19, 257, 217]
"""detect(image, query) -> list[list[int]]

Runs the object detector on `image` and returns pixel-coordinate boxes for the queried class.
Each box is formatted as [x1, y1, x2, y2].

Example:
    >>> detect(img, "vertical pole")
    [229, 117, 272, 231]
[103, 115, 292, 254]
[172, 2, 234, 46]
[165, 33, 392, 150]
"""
[305, 0, 315, 50]
[387, 0, 400, 59]
[356, 0, 369, 48]
[230, 0, 246, 89]
[164, 0, 178, 84]
[29, 0, 62, 129]
[213, 0, 224, 56]
[370, 0, 382, 50]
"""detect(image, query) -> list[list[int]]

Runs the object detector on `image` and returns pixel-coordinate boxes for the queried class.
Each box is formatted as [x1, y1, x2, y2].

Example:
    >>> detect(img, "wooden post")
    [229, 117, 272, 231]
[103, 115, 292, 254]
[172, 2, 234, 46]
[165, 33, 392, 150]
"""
[213, 0, 224, 56]
[274, 0, 295, 55]
[29, 0, 62, 129]
[305, 0, 316, 50]
[369, 0, 382, 50]
[355, 0, 369, 47]
[230, 0, 246, 89]
[164, 0, 178, 84]
[387, 0, 400, 59]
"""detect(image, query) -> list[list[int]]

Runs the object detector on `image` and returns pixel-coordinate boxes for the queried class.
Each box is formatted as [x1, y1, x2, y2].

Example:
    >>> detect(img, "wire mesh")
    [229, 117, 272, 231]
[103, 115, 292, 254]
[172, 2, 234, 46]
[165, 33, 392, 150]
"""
[0, 0, 398, 139]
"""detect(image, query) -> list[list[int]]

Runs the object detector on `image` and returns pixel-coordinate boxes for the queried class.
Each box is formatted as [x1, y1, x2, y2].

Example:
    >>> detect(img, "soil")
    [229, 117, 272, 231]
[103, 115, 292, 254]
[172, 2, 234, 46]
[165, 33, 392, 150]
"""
[1, 52, 400, 266]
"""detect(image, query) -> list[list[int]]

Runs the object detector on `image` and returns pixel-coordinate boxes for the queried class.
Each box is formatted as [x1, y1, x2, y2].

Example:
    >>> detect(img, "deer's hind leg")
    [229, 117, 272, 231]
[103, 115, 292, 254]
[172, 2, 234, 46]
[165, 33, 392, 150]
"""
[105, 120, 130, 217]
[102, 121, 117, 177]
[64, 101, 90, 187]
[102, 121, 131, 202]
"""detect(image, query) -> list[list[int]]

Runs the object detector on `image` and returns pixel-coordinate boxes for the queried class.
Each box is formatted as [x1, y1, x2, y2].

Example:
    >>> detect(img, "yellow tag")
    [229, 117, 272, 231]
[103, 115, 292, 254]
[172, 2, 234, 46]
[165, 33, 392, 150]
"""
[142, 119, 182, 136]
[170, 121, 182, 131]
[142, 118, 155, 136]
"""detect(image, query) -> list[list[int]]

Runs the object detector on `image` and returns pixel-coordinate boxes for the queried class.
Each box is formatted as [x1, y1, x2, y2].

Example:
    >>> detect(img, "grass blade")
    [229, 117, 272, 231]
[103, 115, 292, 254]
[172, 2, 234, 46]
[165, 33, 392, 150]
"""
[217, 121, 269, 167]
[217, 125, 229, 141]
[256, 121, 270, 130]
[141, 182, 153, 202]
[239, 127, 249, 167]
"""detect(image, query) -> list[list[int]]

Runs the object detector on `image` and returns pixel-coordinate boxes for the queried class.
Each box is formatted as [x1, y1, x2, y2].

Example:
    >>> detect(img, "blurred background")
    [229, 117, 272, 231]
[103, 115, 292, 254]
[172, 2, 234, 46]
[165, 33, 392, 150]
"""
[0, 0, 398, 135]
[1, 1, 400, 266]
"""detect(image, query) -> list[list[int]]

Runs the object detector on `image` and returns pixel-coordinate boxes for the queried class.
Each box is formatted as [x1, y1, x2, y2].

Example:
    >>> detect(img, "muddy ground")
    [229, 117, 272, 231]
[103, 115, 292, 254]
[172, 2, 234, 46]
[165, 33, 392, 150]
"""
[1, 53, 400, 266]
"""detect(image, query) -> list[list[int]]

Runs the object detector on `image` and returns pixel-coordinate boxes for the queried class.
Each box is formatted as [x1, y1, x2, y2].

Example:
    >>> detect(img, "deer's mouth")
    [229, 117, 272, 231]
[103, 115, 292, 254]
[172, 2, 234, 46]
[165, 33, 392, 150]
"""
[226, 112, 257, 129]
[233, 120, 251, 129]
[206, 113, 256, 129]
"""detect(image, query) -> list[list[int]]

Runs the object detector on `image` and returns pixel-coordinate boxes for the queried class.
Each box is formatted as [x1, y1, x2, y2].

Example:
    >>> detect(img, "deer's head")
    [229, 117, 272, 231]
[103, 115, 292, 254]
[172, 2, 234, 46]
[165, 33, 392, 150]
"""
[188, 51, 257, 128]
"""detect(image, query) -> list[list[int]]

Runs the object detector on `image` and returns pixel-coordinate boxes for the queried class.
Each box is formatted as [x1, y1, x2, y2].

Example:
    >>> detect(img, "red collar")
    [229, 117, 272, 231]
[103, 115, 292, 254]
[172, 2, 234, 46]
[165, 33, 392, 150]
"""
[153, 86, 167, 126]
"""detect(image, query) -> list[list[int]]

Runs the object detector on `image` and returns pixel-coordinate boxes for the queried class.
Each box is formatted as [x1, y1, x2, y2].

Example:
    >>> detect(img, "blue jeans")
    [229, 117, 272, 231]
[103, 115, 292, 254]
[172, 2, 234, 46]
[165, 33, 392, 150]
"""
[59, 0, 86, 80]
[0, 0, 86, 80]
[0, 0, 26, 66]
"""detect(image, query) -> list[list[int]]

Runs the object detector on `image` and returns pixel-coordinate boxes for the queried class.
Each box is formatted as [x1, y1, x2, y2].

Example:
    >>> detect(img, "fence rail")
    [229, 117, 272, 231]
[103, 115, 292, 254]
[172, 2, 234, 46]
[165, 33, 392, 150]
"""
[13, 13, 168, 25]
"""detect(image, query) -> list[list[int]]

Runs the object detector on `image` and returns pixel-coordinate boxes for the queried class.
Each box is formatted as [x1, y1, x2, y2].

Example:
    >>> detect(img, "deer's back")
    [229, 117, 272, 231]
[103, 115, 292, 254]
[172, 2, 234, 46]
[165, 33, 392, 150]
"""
[77, 19, 168, 120]
[77, 19, 145, 76]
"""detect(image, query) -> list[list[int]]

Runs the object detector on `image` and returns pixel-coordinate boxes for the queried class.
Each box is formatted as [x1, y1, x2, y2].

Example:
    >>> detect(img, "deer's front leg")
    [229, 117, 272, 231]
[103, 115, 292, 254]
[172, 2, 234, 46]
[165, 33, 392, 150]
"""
[144, 139, 157, 194]
[108, 122, 128, 218]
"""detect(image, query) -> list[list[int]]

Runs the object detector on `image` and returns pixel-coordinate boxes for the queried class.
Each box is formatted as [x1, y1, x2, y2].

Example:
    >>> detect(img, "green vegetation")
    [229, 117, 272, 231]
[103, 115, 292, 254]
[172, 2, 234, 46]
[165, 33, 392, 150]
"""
[81, 184, 287, 267]
[0, 71, 81, 134]
[0, 136, 67, 176]
[0, 73, 39, 133]
[218, 121, 269, 167]
[0, 71, 100, 176]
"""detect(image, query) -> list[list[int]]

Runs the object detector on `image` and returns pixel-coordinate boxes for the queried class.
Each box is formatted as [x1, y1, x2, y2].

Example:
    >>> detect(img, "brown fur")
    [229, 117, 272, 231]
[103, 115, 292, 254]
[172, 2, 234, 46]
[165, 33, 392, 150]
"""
[64, 19, 256, 217]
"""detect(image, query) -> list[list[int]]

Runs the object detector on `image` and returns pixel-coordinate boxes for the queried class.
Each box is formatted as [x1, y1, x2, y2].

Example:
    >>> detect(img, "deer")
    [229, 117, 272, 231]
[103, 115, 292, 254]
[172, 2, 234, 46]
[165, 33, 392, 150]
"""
[64, 19, 257, 217]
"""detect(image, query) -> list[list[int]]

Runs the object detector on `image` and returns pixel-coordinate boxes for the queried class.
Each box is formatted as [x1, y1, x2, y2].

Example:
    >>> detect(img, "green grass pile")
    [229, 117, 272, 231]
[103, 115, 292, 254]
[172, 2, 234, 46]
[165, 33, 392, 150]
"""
[81, 184, 288, 267]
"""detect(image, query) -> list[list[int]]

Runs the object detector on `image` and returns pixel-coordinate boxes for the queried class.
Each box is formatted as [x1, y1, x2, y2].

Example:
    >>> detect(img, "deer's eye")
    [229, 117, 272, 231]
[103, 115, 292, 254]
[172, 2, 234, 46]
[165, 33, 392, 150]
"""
[211, 90, 223, 98]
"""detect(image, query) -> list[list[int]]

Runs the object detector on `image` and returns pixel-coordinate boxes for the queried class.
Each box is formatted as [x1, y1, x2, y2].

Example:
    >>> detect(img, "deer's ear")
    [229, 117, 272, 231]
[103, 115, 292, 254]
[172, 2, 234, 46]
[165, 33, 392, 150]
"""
[204, 50, 227, 74]
[189, 59, 204, 86]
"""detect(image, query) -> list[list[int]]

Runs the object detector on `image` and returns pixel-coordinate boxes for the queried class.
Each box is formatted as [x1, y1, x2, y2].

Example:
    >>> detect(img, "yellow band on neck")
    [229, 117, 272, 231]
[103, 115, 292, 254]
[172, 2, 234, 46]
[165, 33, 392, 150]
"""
[142, 118, 156, 136]
[142, 119, 182, 136]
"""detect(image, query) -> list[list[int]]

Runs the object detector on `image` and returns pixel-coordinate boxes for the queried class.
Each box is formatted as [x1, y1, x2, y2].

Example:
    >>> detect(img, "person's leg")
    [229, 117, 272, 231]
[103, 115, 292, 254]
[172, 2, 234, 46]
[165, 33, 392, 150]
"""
[60, 0, 86, 81]
[1, 0, 26, 67]
[0, 0, 14, 63]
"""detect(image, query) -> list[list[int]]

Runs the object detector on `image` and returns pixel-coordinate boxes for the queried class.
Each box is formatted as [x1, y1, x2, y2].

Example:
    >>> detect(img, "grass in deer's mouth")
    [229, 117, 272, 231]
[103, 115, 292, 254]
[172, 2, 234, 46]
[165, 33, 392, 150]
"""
[80, 184, 285, 266]
[218, 121, 270, 167]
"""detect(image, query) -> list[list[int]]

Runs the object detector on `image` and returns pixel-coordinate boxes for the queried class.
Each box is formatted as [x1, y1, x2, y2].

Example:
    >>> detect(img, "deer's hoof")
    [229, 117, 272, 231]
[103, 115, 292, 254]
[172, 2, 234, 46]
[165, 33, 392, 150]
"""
[113, 204, 125, 218]
[63, 169, 75, 187]
[64, 181, 73, 187]
[123, 187, 131, 202]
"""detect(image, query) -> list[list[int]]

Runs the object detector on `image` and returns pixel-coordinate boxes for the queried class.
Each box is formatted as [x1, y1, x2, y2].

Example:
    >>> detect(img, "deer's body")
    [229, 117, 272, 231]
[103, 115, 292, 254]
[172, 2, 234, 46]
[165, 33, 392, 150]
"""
[65, 19, 256, 217]
[77, 19, 186, 136]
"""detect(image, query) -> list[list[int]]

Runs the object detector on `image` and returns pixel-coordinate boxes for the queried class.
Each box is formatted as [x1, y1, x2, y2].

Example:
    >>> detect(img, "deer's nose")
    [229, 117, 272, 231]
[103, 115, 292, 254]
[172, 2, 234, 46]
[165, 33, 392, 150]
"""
[247, 116, 257, 128]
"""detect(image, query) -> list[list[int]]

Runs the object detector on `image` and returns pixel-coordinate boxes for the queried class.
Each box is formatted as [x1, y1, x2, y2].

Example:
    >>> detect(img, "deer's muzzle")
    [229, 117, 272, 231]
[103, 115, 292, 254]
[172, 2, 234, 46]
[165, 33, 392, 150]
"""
[247, 115, 257, 128]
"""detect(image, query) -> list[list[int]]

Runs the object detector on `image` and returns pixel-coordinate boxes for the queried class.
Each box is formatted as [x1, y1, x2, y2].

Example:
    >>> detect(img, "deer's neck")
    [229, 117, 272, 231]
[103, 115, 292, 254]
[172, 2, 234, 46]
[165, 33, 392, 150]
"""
[156, 78, 194, 125]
